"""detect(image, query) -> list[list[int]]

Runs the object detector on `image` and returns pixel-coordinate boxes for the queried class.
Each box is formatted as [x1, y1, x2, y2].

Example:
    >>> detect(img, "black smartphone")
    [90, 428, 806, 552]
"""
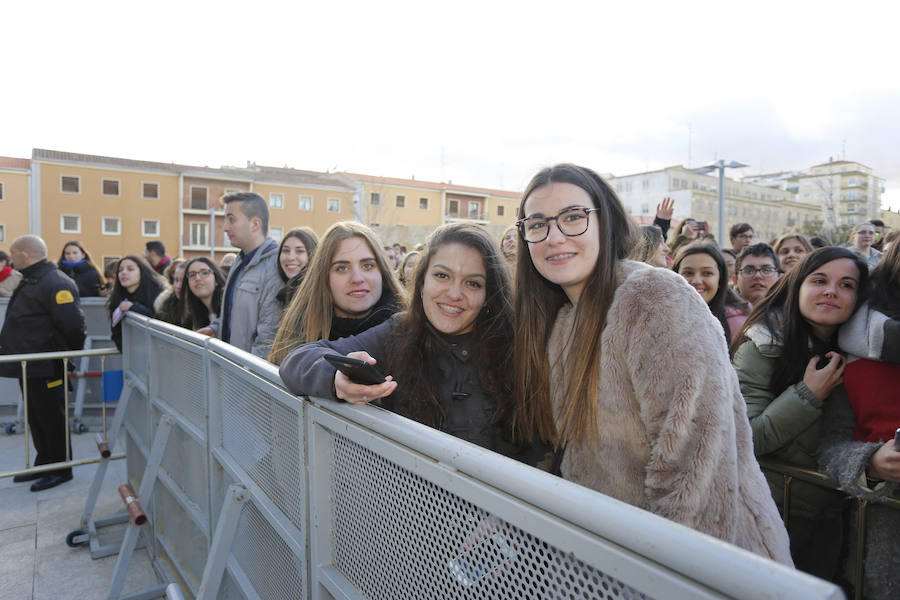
[323, 354, 386, 385]
[893, 427, 900, 451]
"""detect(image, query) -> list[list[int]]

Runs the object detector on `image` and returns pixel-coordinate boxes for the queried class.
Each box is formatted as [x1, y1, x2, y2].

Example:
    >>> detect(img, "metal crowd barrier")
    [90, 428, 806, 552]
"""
[0, 297, 120, 434]
[0, 346, 125, 481]
[116, 313, 843, 600]
[760, 460, 900, 600]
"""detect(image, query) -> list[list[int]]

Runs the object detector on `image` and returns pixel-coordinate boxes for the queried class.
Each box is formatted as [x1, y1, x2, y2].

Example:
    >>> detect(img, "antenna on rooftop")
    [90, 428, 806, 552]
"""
[841, 139, 846, 161]
[687, 122, 692, 168]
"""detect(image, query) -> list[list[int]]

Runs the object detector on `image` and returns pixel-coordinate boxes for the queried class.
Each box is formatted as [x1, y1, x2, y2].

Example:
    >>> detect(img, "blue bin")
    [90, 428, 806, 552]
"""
[102, 370, 124, 403]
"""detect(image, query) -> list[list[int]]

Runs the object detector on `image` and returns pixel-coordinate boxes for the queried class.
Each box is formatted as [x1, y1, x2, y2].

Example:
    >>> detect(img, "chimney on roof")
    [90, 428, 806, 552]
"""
[411, 175, 415, 180]
[829, 156, 833, 163]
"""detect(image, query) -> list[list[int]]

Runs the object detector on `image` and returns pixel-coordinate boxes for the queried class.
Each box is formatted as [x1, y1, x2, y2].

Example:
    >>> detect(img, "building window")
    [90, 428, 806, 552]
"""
[269, 226, 283, 241]
[102, 256, 120, 270]
[102, 217, 121, 235]
[0, 224, 4, 242]
[102, 179, 120, 196]
[419, 197, 428, 210]
[61, 175, 80, 194]
[468, 201, 480, 218]
[0, 182, 4, 200]
[625, 181, 633, 192]
[298, 195, 313, 211]
[370, 192, 381, 205]
[190, 222, 208, 246]
[269, 193, 284, 209]
[497, 205, 505, 217]
[642, 179, 649, 191]
[142, 220, 159, 237]
[190, 186, 208, 209]
[395, 195, 406, 208]
[615, 183, 622, 193]
[641, 203, 649, 215]
[327, 198, 340, 212]
[142, 182, 159, 199]
[448, 199, 459, 215]
[849, 190, 857, 200]
[61, 215, 81, 233]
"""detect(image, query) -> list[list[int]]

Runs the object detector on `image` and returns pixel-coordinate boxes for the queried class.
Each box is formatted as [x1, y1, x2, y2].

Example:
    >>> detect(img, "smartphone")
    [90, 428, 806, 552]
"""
[893, 427, 900, 451]
[323, 354, 386, 385]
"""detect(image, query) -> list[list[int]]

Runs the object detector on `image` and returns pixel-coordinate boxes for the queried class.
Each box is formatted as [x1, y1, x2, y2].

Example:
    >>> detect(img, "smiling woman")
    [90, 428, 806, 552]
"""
[511, 163, 792, 564]
[278, 223, 546, 463]
[268, 222, 405, 365]
[732, 246, 870, 579]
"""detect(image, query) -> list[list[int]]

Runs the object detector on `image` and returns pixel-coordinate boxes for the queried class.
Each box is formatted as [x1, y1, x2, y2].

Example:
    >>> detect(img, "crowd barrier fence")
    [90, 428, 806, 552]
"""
[117, 314, 842, 600]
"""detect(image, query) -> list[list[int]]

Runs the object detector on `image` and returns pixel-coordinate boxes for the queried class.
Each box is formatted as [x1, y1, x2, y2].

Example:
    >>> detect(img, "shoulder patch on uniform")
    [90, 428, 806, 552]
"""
[55, 290, 75, 304]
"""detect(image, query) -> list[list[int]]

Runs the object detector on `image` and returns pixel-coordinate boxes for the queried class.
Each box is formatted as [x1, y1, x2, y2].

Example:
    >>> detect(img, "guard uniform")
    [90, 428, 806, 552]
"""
[0, 259, 86, 478]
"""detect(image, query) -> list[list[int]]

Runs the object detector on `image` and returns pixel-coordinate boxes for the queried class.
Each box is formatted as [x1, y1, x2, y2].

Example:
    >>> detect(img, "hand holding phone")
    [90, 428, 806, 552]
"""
[325, 352, 397, 405]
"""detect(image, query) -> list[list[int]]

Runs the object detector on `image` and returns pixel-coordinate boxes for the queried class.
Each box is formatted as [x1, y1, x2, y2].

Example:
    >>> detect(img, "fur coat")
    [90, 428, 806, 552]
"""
[548, 260, 792, 565]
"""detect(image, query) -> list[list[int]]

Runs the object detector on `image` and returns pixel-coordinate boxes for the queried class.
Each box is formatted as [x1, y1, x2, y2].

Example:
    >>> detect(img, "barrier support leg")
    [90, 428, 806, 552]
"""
[81, 379, 133, 529]
[107, 415, 174, 600]
[195, 485, 249, 600]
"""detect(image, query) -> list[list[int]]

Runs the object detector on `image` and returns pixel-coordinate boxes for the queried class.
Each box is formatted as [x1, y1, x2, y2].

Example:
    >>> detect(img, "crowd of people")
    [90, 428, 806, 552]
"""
[1, 172, 898, 597]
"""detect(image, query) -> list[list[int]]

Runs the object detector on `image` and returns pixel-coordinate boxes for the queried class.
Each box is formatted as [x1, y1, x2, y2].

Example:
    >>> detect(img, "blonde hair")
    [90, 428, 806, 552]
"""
[268, 222, 406, 364]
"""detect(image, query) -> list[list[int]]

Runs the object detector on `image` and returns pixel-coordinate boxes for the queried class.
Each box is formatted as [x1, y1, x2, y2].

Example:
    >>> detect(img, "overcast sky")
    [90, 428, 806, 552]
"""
[4, 1, 899, 209]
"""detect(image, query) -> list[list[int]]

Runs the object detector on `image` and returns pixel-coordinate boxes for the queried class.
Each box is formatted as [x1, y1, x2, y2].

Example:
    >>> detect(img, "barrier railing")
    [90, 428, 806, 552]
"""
[0, 346, 124, 481]
[760, 460, 900, 600]
[117, 314, 843, 600]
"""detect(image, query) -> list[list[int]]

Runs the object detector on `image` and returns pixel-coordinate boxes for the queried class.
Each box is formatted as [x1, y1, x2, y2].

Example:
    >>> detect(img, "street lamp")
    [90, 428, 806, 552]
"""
[695, 160, 748, 246]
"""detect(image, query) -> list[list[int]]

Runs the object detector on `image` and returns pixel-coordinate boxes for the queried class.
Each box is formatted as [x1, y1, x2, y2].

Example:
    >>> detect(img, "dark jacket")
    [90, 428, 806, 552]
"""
[279, 315, 545, 465]
[0, 259, 86, 378]
[58, 260, 103, 297]
[279, 315, 543, 459]
[110, 288, 160, 350]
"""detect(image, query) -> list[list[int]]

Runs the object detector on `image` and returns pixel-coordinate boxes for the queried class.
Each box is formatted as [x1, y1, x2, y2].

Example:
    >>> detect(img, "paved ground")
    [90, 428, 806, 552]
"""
[0, 422, 159, 600]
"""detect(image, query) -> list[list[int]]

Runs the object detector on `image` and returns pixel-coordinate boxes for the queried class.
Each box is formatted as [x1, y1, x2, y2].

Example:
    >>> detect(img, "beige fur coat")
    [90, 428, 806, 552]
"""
[548, 260, 792, 565]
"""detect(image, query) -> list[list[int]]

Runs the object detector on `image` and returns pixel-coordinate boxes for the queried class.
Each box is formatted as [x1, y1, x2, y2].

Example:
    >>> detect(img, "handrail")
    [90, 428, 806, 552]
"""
[0, 347, 119, 363]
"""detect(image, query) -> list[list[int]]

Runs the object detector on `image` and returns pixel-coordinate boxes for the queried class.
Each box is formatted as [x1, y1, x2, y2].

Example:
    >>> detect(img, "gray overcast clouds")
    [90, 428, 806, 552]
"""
[3, 0, 898, 208]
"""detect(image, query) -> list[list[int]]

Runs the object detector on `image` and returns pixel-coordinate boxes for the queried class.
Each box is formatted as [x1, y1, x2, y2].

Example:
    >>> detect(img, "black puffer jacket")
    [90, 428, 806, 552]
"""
[58, 260, 103, 298]
[0, 260, 86, 378]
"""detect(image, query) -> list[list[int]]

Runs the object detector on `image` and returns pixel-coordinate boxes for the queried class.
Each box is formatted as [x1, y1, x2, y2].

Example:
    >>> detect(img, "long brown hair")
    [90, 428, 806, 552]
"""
[512, 164, 638, 446]
[268, 222, 406, 364]
[58, 240, 106, 285]
[387, 223, 514, 427]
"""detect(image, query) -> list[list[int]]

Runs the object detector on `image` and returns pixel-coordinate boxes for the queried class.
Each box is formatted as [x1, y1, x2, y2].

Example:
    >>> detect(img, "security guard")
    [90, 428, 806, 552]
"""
[0, 235, 85, 491]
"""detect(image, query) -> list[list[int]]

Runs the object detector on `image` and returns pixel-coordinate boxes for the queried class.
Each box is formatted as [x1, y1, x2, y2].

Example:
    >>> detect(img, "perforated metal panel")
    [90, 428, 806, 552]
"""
[220, 368, 304, 531]
[151, 404, 208, 514]
[125, 386, 150, 448]
[125, 321, 149, 380]
[230, 499, 304, 600]
[330, 433, 649, 600]
[152, 336, 206, 429]
[151, 479, 209, 593]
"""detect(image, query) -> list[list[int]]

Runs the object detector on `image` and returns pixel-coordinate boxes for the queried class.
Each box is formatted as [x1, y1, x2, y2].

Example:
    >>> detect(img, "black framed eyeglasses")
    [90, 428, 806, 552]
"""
[516, 206, 600, 243]
[738, 266, 779, 278]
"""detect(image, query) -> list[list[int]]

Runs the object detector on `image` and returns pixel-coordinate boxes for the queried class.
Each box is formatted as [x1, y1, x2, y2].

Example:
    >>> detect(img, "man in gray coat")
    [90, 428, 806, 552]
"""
[198, 193, 281, 358]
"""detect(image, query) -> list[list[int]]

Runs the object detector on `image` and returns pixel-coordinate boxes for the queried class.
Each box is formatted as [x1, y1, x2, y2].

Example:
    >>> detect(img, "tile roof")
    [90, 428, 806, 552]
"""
[0, 156, 30, 169]
[341, 172, 521, 199]
[32, 149, 352, 189]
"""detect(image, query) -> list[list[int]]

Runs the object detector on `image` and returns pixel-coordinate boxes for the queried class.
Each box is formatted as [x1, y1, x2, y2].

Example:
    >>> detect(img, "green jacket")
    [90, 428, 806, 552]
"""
[733, 325, 845, 520]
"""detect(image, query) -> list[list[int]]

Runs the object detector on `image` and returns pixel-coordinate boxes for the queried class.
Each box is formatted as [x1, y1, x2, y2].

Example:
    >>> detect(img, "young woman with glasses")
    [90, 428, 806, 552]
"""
[278, 223, 543, 462]
[510, 163, 791, 563]
[849, 222, 882, 270]
[732, 247, 870, 579]
[179, 257, 226, 330]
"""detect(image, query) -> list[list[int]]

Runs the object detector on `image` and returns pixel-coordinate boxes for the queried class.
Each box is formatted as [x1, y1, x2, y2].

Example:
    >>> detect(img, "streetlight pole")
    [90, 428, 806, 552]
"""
[695, 160, 748, 246]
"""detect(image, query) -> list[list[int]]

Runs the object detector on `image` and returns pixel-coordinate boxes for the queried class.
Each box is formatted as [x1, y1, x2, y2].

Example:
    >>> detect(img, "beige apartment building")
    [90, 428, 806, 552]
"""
[13, 150, 356, 267]
[333, 173, 521, 248]
[744, 160, 886, 230]
[0, 157, 31, 247]
[608, 165, 821, 243]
